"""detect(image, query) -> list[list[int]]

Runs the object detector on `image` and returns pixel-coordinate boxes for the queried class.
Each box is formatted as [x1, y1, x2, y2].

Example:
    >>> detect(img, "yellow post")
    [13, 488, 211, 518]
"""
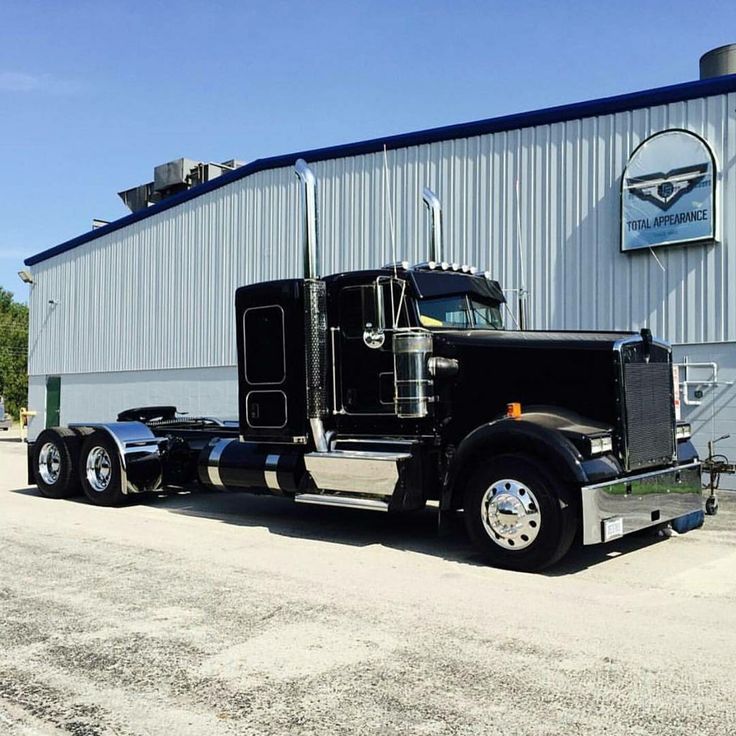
[19, 408, 37, 443]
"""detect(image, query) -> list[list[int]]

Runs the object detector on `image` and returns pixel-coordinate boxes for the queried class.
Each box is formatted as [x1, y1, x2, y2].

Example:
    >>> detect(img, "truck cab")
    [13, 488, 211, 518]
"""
[28, 159, 704, 572]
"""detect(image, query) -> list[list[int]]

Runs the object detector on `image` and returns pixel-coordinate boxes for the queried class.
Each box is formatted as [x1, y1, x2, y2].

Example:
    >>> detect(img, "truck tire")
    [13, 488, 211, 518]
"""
[31, 428, 82, 499]
[78, 430, 126, 506]
[463, 453, 577, 571]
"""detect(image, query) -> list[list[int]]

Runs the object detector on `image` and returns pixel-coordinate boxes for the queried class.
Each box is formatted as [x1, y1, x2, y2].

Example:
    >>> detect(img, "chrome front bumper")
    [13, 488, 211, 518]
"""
[581, 461, 702, 545]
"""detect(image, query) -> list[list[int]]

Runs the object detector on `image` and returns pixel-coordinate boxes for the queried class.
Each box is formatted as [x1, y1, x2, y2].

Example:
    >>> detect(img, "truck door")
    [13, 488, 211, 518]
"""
[336, 278, 408, 415]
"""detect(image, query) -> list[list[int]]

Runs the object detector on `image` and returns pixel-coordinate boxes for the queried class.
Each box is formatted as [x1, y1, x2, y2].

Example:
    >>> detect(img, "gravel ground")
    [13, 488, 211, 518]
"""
[1, 437, 735, 736]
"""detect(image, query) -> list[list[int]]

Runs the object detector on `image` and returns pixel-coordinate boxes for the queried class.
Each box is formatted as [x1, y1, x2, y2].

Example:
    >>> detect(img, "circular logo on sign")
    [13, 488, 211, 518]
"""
[657, 181, 674, 200]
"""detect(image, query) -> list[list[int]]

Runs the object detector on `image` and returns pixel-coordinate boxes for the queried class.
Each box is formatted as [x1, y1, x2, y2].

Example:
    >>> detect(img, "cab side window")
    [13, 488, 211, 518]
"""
[339, 286, 378, 339]
[243, 305, 285, 384]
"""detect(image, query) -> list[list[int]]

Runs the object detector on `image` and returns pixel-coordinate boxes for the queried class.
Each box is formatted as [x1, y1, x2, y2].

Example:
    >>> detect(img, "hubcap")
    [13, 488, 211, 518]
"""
[86, 446, 112, 492]
[38, 442, 62, 485]
[481, 478, 541, 551]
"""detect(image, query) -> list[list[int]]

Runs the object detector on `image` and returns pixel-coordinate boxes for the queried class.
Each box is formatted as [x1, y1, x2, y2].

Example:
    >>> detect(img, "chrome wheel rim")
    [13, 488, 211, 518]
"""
[38, 442, 61, 485]
[86, 446, 112, 492]
[481, 478, 541, 550]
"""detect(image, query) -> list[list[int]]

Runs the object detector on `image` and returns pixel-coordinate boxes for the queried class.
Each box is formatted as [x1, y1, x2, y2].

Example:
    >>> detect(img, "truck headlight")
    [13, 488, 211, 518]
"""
[676, 423, 692, 440]
[589, 435, 613, 456]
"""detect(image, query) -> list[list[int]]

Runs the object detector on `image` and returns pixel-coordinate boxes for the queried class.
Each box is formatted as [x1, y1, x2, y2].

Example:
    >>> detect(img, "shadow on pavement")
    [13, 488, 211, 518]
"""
[11, 483, 677, 575]
[542, 533, 664, 576]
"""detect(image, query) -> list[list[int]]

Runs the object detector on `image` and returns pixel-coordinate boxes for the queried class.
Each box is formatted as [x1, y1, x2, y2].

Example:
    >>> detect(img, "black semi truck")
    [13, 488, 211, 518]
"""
[28, 160, 703, 571]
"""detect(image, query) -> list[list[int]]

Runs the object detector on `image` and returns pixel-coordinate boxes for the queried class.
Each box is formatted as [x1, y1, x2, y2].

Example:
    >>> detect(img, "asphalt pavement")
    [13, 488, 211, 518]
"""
[1, 436, 735, 735]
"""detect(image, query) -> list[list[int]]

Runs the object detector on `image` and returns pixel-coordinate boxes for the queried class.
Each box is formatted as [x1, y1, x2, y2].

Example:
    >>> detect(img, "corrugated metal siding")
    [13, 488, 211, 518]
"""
[29, 91, 736, 376]
[674, 342, 736, 462]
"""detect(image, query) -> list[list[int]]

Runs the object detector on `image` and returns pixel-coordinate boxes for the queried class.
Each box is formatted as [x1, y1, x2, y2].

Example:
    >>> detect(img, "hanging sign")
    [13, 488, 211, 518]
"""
[621, 130, 715, 252]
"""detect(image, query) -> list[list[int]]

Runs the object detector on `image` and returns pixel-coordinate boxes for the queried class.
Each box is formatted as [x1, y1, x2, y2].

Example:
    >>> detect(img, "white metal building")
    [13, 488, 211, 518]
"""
[23, 64, 736, 458]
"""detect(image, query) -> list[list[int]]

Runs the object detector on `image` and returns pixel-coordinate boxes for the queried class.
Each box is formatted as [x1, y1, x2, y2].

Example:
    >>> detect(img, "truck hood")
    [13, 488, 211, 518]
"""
[433, 328, 640, 351]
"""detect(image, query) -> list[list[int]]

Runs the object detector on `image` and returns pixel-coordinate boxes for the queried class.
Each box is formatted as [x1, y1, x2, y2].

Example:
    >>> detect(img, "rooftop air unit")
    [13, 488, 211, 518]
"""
[118, 157, 244, 213]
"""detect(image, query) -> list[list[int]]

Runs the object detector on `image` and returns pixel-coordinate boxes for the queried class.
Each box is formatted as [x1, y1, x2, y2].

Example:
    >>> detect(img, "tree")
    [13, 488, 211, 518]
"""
[0, 287, 28, 420]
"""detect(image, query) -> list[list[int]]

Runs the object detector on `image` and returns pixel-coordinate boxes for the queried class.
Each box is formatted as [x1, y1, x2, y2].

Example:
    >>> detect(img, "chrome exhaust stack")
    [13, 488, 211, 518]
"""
[295, 159, 320, 281]
[294, 159, 328, 453]
[422, 187, 443, 263]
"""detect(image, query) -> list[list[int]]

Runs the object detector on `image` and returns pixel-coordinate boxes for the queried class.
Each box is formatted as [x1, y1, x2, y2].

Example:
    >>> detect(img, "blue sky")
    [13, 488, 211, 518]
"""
[1, 0, 734, 301]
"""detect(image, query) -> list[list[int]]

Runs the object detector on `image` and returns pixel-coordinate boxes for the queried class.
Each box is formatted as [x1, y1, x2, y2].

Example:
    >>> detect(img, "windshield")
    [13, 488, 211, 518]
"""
[417, 295, 503, 329]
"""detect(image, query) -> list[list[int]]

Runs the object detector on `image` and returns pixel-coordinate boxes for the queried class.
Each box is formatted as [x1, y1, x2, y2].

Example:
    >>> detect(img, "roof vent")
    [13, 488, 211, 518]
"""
[118, 157, 244, 213]
[700, 44, 736, 79]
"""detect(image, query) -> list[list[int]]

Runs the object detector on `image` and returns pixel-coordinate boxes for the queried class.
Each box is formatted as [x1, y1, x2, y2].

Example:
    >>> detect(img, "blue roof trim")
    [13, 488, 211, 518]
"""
[26, 73, 736, 266]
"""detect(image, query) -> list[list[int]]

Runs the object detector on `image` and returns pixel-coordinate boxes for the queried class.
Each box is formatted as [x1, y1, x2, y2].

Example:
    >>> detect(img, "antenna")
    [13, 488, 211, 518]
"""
[503, 300, 521, 330]
[382, 144, 398, 279]
[515, 178, 528, 330]
[648, 246, 665, 272]
[648, 246, 666, 340]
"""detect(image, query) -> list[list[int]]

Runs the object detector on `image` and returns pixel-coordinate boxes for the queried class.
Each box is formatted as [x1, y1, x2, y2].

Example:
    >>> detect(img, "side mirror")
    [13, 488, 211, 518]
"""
[362, 279, 386, 349]
[363, 323, 385, 349]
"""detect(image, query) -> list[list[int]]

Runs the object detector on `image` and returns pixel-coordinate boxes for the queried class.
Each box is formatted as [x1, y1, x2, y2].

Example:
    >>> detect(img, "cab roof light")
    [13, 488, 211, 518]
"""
[506, 402, 522, 419]
[383, 260, 409, 270]
[451, 262, 460, 271]
[469, 266, 478, 275]
[441, 261, 450, 270]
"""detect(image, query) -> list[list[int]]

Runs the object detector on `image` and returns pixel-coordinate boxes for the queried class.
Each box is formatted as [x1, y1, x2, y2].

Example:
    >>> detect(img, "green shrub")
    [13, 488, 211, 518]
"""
[0, 287, 28, 420]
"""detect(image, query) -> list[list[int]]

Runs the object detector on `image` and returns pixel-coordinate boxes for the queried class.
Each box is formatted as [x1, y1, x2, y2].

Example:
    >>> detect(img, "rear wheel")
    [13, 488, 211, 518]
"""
[463, 453, 577, 571]
[79, 431, 126, 506]
[32, 428, 81, 499]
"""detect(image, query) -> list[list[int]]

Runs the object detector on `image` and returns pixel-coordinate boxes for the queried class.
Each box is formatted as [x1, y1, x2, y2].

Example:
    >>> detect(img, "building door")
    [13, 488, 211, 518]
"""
[45, 376, 61, 428]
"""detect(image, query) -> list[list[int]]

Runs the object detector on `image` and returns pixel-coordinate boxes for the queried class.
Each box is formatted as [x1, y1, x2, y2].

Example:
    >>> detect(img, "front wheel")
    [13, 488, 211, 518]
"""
[463, 453, 577, 571]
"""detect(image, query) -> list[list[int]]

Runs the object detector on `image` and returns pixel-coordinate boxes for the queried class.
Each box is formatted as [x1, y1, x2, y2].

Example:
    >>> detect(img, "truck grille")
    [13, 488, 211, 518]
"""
[623, 362, 675, 471]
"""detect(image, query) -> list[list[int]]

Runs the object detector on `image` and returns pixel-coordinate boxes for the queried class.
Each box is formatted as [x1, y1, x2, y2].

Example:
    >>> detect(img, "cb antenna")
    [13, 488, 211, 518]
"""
[515, 178, 528, 330]
[382, 144, 398, 278]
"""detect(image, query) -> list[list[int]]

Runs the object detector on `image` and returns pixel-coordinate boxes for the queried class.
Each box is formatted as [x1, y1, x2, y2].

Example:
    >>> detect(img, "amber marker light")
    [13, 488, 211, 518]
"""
[506, 402, 522, 418]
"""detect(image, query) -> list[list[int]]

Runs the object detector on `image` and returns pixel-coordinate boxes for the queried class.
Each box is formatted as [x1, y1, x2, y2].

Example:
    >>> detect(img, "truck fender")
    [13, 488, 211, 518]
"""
[443, 418, 587, 510]
[69, 421, 165, 494]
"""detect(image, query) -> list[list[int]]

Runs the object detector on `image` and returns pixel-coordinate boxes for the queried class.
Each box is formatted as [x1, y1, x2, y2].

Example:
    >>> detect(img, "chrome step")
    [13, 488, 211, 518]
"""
[332, 438, 416, 451]
[304, 450, 410, 496]
[294, 493, 389, 512]
[307, 449, 411, 461]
